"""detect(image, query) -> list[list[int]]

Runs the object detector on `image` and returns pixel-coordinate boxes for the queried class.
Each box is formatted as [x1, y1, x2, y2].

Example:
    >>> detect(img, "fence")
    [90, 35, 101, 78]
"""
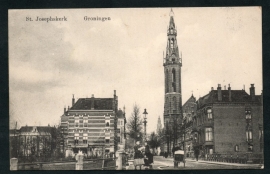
[12, 156, 118, 170]
[202, 153, 263, 164]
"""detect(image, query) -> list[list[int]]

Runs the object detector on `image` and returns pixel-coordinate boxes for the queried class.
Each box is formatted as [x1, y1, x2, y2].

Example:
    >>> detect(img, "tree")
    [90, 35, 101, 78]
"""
[148, 132, 161, 154]
[126, 104, 143, 144]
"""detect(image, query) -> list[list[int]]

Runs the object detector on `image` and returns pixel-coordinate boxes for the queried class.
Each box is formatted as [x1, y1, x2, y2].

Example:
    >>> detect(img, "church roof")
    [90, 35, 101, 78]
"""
[70, 98, 114, 110]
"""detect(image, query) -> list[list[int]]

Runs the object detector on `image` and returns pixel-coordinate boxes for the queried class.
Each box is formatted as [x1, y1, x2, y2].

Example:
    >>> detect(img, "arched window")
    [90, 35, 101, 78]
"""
[166, 69, 169, 93]
[173, 97, 176, 113]
[170, 38, 174, 48]
[172, 68, 176, 92]
[235, 145, 239, 152]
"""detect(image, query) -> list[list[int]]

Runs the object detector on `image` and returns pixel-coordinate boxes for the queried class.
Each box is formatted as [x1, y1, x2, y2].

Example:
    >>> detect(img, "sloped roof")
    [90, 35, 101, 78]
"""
[183, 94, 196, 108]
[20, 126, 56, 135]
[197, 90, 261, 108]
[70, 98, 114, 110]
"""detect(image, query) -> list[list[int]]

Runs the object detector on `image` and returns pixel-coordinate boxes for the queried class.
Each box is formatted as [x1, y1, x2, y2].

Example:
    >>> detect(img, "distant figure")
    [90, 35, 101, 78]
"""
[194, 148, 199, 161]
[164, 151, 168, 158]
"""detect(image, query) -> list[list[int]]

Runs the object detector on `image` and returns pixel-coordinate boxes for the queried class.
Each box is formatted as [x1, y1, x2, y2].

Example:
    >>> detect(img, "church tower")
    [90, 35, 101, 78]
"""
[156, 116, 162, 134]
[163, 9, 183, 144]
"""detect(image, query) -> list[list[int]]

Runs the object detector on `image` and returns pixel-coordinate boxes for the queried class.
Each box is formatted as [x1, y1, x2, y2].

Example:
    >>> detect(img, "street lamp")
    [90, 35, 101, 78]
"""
[182, 117, 187, 160]
[143, 108, 148, 143]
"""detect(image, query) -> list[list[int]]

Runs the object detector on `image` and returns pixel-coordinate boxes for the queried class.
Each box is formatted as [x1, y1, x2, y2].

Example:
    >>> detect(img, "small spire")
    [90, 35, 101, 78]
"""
[169, 8, 174, 17]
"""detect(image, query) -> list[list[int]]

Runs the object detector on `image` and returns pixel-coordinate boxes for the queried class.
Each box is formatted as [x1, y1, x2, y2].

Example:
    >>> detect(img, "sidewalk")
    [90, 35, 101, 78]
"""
[185, 158, 262, 168]
[162, 156, 262, 168]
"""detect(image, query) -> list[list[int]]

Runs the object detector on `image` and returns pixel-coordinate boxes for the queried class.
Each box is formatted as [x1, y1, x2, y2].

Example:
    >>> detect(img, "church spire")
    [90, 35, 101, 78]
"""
[164, 8, 180, 65]
[169, 8, 175, 29]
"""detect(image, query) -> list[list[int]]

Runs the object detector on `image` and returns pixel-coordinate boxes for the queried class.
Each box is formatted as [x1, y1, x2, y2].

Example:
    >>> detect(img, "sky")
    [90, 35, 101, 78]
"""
[9, 7, 262, 133]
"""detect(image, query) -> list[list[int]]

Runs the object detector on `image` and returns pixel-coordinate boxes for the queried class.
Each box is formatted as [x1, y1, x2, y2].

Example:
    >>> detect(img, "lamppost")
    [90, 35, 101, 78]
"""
[143, 108, 148, 143]
[183, 117, 187, 160]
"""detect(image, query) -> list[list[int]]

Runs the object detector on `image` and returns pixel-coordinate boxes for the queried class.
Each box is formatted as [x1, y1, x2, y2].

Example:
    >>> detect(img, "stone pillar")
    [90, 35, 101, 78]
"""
[75, 154, 84, 170]
[10, 158, 18, 171]
[116, 150, 124, 170]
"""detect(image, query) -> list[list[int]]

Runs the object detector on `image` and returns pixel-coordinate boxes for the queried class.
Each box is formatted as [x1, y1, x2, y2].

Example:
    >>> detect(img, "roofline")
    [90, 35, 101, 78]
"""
[68, 110, 114, 112]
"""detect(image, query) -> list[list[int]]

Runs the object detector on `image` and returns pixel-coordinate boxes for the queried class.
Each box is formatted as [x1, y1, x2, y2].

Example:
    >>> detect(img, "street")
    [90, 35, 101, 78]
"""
[151, 156, 262, 170]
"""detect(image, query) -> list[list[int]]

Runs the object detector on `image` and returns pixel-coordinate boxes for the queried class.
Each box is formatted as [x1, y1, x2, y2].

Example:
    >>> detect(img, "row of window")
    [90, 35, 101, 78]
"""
[73, 138, 119, 145]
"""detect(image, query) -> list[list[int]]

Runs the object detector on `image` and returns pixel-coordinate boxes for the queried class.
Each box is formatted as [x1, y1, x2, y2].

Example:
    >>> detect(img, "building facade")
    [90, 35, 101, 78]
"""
[116, 108, 127, 150]
[163, 9, 183, 154]
[60, 90, 122, 158]
[190, 84, 263, 161]
[182, 94, 197, 158]
[14, 126, 58, 159]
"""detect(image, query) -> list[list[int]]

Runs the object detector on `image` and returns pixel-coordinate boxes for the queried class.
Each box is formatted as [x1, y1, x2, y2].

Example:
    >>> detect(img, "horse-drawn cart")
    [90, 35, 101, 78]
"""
[174, 150, 185, 168]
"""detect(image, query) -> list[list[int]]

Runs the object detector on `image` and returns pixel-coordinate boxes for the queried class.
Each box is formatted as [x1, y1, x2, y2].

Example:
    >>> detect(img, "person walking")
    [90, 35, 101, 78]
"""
[194, 148, 199, 161]
[134, 141, 144, 170]
[172, 146, 176, 157]
[144, 142, 153, 167]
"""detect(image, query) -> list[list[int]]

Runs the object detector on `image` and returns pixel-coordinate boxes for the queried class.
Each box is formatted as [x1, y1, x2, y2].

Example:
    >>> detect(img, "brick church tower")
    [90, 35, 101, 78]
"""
[163, 9, 183, 149]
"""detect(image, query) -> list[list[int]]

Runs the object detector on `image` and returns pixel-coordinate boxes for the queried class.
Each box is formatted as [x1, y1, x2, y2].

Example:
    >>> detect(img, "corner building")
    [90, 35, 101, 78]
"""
[163, 10, 183, 152]
[191, 84, 263, 162]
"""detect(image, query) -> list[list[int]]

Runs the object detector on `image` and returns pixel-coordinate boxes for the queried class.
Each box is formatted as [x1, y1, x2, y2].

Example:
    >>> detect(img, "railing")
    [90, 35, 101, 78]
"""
[202, 153, 263, 164]
[15, 156, 118, 170]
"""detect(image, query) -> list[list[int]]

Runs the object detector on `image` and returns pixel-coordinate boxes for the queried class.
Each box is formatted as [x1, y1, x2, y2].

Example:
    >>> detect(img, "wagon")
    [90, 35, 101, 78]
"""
[174, 150, 185, 168]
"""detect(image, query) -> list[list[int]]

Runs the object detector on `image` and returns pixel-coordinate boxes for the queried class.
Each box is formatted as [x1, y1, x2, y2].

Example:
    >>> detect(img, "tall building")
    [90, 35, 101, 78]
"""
[163, 9, 183, 153]
[156, 116, 162, 134]
[189, 84, 263, 162]
[60, 90, 120, 158]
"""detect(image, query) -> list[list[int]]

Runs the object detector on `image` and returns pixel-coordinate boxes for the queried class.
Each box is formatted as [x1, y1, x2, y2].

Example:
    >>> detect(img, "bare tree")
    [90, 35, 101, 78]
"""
[126, 104, 143, 144]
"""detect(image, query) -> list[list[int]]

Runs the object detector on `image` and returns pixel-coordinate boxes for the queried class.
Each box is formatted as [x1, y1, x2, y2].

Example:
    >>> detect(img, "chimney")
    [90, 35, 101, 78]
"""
[211, 87, 214, 91]
[68, 106, 70, 110]
[224, 85, 226, 90]
[72, 94, 75, 106]
[250, 84, 255, 101]
[64, 106, 66, 114]
[114, 90, 116, 97]
[217, 84, 222, 101]
[91, 94, 94, 110]
[228, 84, 231, 102]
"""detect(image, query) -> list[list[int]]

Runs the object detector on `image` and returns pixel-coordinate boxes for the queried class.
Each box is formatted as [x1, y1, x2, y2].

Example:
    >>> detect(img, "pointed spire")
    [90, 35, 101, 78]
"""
[169, 8, 174, 17]
[169, 8, 175, 29]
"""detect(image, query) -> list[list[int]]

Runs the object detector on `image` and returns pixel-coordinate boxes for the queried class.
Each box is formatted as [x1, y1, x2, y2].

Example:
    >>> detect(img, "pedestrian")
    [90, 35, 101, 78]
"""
[134, 141, 144, 170]
[194, 148, 199, 161]
[164, 151, 168, 158]
[134, 141, 143, 159]
[172, 146, 176, 157]
[144, 142, 153, 167]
